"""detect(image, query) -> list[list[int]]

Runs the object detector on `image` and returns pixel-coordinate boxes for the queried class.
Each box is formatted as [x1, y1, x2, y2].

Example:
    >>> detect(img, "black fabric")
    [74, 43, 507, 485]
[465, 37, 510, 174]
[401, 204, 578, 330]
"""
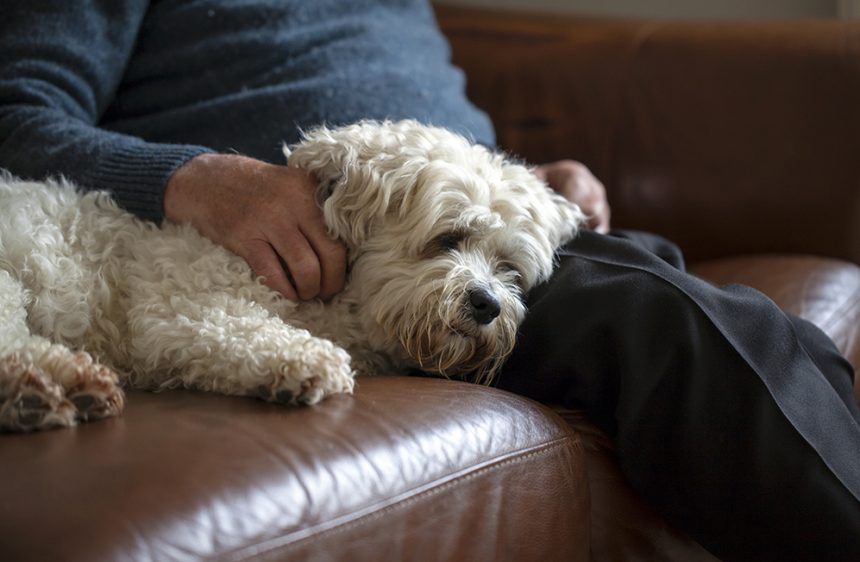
[496, 230, 860, 561]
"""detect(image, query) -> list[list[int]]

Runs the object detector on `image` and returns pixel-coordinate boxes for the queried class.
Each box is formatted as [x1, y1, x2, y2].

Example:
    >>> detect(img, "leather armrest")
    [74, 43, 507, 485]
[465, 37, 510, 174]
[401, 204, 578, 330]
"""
[436, 5, 860, 264]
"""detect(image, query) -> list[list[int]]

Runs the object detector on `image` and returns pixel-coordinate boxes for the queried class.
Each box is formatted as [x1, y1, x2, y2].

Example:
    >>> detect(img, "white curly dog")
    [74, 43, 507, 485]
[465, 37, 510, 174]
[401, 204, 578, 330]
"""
[0, 120, 583, 432]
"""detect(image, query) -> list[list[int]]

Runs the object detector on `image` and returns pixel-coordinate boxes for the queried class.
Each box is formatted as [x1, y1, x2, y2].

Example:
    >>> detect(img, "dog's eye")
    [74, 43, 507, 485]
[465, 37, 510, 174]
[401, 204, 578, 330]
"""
[438, 233, 462, 250]
[427, 231, 466, 255]
[497, 260, 521, 277]
[497, 260, 525, 289]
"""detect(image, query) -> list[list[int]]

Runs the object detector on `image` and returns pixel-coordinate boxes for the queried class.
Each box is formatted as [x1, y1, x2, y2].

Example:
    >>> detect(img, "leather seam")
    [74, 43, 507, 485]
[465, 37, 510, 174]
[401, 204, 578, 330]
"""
[220, 434, 579, 561]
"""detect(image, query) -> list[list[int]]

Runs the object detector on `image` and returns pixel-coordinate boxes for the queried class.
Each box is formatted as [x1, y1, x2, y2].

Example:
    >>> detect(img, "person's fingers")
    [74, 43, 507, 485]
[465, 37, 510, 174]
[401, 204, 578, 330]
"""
[579, 175, 610, 233]
[280, 168, 347, 300]
[590, 200, 611, 234]
[536, 160, 611, 232]
[241, 238, 299, 301]
[300, 221, 347, 300]
[536, 160, 582, 188]
[270, 229, 322, 301]
[164, 155, 348, 302]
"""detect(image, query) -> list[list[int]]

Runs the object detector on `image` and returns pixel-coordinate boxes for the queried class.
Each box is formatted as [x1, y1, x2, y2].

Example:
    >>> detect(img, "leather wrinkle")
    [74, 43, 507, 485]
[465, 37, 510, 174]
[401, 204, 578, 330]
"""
[220, 434, 581, 560]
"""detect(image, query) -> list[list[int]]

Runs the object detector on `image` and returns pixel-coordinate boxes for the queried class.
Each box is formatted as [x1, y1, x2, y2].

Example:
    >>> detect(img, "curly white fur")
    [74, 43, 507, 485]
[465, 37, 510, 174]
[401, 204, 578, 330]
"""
[0, 120, 584, 432]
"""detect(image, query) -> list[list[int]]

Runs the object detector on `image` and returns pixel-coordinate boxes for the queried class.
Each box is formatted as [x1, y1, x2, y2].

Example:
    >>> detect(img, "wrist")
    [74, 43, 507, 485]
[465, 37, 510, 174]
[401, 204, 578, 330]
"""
[163, 153, 225, 224]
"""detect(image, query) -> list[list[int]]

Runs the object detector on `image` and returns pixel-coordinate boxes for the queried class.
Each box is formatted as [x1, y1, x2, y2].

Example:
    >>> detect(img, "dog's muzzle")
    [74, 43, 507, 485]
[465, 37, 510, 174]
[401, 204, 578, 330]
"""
[467, 287, 501, 325]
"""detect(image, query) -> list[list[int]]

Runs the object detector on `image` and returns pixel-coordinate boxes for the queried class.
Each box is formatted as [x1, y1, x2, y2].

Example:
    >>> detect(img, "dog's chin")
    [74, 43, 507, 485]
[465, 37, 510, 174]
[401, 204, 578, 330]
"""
[399, 316, 518, 385]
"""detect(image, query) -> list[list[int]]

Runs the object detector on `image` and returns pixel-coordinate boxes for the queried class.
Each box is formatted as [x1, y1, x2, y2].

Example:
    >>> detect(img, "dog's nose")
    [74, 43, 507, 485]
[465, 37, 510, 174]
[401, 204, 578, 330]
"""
[468, 288, 501, 325]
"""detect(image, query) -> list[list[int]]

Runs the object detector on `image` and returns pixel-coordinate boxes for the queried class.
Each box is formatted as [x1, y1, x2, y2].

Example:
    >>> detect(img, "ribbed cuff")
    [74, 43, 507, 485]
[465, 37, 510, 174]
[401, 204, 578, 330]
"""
[80, 142, 213, 223]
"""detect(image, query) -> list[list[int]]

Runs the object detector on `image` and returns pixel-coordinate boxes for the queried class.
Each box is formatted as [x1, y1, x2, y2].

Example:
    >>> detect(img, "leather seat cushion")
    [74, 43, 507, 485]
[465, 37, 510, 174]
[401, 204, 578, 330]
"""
[0, 376, 589, 561]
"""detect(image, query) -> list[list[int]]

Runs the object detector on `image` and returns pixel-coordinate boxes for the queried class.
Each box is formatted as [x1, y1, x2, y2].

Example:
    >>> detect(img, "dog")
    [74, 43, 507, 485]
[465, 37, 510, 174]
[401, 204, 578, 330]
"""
[0, 120, 584, 432]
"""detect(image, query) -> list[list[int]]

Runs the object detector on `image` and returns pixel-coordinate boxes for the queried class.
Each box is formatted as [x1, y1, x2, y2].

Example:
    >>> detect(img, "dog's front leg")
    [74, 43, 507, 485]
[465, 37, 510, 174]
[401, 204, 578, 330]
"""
[124, 291, 354, 405]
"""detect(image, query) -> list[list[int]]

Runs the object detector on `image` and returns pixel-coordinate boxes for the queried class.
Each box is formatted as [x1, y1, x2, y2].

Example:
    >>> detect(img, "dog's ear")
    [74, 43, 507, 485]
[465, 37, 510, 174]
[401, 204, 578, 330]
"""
[539, 181, 587, 251]
[491, 162, 586, 287]
[502, 162, 586, 244]
[282, 129, 346, 206]
[284, 121, 416, 252]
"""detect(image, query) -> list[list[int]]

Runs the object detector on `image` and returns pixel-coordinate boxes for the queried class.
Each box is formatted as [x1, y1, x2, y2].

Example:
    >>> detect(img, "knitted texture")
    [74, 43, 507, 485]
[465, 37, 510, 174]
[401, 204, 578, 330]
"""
[0, 0, 494, 222]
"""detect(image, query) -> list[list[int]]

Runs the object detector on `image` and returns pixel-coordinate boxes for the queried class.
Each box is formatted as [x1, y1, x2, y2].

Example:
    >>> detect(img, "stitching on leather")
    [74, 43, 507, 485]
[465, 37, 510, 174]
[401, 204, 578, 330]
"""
[224, 435, 579, 561]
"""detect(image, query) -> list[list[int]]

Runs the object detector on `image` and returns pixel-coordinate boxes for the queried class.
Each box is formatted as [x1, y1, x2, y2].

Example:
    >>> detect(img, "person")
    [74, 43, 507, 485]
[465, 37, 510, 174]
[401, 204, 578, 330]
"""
[1, 1, 857, 559]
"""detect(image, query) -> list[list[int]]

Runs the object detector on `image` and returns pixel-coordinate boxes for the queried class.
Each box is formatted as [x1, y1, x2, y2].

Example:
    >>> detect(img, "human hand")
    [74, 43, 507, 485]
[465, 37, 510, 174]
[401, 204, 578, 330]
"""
[533, 160, 611, 233]
[163, 153, 346, 301]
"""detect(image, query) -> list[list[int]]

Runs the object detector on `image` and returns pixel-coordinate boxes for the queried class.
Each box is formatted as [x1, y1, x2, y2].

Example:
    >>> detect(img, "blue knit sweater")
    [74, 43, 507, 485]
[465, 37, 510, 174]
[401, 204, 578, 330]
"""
[0, 0, 494, 222]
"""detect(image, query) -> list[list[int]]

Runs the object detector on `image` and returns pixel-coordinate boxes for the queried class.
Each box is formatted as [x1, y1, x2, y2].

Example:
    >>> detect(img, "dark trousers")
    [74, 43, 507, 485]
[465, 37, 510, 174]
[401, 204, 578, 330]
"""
[495, 230, 860, 561]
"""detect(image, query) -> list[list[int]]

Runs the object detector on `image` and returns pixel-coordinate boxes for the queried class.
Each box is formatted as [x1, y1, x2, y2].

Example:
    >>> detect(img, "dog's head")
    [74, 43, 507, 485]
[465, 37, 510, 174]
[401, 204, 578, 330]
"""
[286, 120, 585, 382]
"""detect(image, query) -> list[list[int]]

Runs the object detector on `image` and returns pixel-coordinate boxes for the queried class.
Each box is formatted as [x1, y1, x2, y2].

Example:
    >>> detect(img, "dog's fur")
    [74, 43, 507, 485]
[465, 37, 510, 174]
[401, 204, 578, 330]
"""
[0, 120, 584, 432]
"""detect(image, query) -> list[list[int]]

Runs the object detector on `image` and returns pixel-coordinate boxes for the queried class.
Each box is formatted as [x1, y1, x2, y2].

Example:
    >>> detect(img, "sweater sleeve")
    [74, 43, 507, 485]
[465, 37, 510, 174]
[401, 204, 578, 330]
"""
[0, 0, 212, 223]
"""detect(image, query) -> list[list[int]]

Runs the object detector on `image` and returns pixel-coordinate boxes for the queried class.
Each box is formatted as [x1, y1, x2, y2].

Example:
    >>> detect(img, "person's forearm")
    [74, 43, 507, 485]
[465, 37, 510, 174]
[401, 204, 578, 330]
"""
[0, 0, 211, 222]
[0, 106, 211, 222]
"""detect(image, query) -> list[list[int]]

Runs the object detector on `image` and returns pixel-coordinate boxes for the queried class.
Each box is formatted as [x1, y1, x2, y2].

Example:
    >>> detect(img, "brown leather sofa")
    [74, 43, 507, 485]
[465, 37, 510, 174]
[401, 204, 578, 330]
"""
[2, 5, 858, 561]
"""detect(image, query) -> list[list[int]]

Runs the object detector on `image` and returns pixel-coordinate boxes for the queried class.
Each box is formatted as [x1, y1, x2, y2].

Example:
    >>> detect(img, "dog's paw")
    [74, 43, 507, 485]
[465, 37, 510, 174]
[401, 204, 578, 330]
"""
[61, 352, 125, 423]
[0, 355, 76, 432]
[0, 349, 125, 432]
[257, 340, 355, 406]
